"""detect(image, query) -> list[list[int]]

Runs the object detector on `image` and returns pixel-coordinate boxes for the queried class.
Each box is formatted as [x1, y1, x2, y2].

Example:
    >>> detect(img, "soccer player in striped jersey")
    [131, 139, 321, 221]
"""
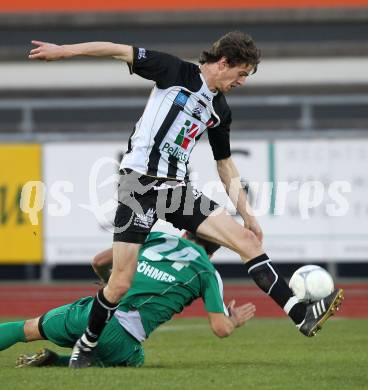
[29, 32, 343, 367]
[1, 232, 255, 368]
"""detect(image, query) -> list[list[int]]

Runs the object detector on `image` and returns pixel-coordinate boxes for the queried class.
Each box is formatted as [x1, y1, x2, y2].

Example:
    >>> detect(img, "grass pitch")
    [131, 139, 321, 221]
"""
[1, 318, 368, 390]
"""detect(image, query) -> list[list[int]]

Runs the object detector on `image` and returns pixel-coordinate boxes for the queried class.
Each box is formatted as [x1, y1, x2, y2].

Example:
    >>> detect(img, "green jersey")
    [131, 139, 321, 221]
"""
[117, 232, 227, 338]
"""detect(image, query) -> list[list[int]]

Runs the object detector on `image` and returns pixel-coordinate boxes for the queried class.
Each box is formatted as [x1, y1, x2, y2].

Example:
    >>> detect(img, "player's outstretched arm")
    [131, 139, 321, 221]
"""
[28, 40, 133, 63]
[208, 301, 255, 338]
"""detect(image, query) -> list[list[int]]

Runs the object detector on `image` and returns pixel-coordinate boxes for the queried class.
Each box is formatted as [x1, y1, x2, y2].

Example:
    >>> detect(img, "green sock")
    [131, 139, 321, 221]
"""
[0, 321, 26, 351]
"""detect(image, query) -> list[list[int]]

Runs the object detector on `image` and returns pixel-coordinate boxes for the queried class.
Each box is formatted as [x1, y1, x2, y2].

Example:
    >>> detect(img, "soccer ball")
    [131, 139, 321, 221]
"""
[289, 265, 334, 303]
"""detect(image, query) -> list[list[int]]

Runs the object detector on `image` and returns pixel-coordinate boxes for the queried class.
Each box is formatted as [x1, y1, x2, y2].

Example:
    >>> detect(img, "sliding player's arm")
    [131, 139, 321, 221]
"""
[208, 301, 256, 338]
[28, 40, 133, 63]
[202, 270, 255, 338]
[92, 248, 113, 284]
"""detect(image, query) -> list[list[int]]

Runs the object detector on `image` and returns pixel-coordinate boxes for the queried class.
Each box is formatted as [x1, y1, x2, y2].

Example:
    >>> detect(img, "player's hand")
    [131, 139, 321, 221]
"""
[28, 40, 66, 61]
[228, 300, 256, 328]
[245, 216, 263, 244]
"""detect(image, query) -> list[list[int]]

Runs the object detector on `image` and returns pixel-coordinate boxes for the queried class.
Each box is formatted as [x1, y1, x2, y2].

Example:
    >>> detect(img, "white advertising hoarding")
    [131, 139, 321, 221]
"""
[44, 142, 180, 264]
[191, 139, 368, 262]
[189, 140, 269, 263]
[267, 139, 368, 261]
[44, 143, 128, 263]
[43, 138, 368, 264]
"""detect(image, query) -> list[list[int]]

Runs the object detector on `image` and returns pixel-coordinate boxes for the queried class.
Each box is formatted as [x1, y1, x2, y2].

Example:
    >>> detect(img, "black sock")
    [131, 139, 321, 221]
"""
[80, 289, 119, 349]
[245, 254, 306, 325]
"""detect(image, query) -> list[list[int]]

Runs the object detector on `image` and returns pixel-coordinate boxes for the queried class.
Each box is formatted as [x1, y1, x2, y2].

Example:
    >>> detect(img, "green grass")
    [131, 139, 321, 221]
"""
[1, 318, 368, 390]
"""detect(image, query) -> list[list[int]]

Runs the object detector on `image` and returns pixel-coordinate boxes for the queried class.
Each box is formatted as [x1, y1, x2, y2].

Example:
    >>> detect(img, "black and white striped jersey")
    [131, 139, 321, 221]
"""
[120, 47, 232, 181]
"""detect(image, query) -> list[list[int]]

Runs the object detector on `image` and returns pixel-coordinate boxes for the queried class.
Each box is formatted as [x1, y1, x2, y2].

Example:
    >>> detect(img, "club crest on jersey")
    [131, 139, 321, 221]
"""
[174, 120, 199, 150]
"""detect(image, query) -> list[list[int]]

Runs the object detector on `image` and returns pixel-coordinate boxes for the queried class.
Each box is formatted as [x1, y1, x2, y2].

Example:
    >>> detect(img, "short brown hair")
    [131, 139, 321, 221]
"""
[199, 31, 261, 73]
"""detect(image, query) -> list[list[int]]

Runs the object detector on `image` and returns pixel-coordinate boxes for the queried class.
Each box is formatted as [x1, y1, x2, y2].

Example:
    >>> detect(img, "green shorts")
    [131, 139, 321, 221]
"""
[40, 296, 144, 367]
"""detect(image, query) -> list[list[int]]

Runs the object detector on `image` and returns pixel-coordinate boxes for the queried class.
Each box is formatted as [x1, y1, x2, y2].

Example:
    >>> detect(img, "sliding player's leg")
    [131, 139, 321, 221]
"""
[0, 320, 27, 351]
[37, 297, 106, 367]
[1, 305, 74, 367]
[16, 348, 66, 368]
[17, 298, 144, 368]
[91, 315, 145, 367]
[0, 316, 46, 352]
[0, 316, 69, 368]
[0, 316, 66, 368]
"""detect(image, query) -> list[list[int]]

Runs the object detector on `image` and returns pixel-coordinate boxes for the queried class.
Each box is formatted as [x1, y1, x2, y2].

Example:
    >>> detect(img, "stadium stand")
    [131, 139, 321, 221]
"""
[0, 7, 368, 134]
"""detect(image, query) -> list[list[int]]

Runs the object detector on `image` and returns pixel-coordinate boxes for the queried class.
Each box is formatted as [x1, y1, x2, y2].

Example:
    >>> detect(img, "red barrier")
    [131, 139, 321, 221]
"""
[1, 0, 368, 13]
[0, 283, 366, 318]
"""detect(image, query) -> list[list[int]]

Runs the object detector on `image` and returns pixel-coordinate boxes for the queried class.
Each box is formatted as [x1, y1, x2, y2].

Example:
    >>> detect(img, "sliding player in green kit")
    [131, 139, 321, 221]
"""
[0, 231, 255, 368]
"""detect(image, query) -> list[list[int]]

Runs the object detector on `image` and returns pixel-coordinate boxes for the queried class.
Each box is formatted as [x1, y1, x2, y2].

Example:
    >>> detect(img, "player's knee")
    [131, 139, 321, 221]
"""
[232, 229, 262, 259]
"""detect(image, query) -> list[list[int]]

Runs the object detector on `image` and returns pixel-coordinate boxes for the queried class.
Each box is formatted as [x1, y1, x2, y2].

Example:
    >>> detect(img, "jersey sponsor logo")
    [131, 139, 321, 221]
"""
[174, 91, 189, 108]
[161, 119, 199, 162]
[137, 261, 176, 282]
[201, 92, 211, 102]
[161, 142, 189, 162]
[174, 120, 199, 150]
[134, 208, 156, 229]
[138, 48, 147, 59]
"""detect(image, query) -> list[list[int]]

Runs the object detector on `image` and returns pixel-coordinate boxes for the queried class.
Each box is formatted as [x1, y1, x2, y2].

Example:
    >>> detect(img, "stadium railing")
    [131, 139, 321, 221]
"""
[0, 94, 368, 140]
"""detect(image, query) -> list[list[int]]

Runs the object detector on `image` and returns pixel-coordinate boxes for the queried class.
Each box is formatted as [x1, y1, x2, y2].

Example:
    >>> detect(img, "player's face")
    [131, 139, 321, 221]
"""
[216, 61, 254, 93]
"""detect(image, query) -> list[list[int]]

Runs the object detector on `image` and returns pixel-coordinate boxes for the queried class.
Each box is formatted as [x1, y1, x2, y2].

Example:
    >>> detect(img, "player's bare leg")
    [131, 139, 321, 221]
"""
[23, 318, 44, 341]
[14, 317, 72, 368]
[69, 242, 140, 368]
[0, 317, 43, 352]
[196, 208, 263, 260]
[104, 242, 140, 302]
[196, 208, 343, 335]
